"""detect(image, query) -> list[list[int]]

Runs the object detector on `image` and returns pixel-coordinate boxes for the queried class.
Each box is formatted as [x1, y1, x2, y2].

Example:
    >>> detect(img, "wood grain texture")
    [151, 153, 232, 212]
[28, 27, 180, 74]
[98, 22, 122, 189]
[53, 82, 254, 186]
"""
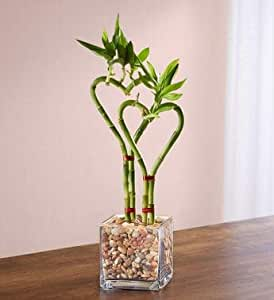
[0, 216, 274, 300]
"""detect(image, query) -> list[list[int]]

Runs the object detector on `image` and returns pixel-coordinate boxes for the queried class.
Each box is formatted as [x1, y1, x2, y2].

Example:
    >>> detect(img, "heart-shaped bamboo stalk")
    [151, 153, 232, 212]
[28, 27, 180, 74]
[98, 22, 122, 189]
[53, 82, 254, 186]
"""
[90, 76, 143, 221]
[117, 100, 150, 224]
[118, 100, 184, 224]
[90, 75, 150, 222]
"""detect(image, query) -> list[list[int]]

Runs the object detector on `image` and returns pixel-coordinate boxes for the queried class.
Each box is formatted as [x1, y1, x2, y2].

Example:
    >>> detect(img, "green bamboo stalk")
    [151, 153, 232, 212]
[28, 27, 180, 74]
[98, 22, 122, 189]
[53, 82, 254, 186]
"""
[131, 102, 159, 225]
[124, 78, 146, 222]
[128, 158, 135, 221]
[142, 184, 149, 225]
[90, 76, 131, 221]
[118, 100, 150, 224]
[90, 75, 144, 222]
[131, 119, 150, 222]
[147, 102, 184, 224]
[124, 76, 144, 221]
[124, 73, 155, 222]
[118, 100, 149, 175]
[150, 103, 184, 175]
[125, 77, 142, 95]
[147, 179, 155, 224]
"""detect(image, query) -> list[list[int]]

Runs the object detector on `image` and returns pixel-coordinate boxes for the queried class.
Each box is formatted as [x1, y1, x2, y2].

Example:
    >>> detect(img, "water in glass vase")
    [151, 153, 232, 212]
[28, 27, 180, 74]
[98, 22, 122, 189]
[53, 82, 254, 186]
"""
[100, 215, 173, 291]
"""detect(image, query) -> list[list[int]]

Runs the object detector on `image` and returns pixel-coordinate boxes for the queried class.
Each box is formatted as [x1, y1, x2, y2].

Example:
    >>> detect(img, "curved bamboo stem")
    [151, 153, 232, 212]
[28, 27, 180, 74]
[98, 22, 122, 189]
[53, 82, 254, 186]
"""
[128, 118, 150, 221]
[90, 76, 132, 221]
[118, 100, 150, 224]
[150, 103, 184, 175]
[147, 102, 184, 224]
[119, 101, 184, 225]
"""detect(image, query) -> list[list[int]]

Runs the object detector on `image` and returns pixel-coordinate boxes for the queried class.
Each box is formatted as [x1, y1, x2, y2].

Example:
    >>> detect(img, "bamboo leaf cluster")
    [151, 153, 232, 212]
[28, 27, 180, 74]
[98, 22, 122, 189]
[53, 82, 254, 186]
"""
[77, 15, 186, 225]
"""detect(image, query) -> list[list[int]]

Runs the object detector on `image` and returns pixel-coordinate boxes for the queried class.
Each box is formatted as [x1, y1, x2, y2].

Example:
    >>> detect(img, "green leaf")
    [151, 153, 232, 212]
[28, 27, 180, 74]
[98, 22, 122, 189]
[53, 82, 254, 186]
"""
[119, 30, 128, 47]
[112, 14, 120, 46]
[76, 39, 112, 60]
[102, 30, 109, 46]
[126, 41, 135, 66]
[115, 14, 120, 35]
[159, 59, 179, 87]
[105, 42, 116, 57]
[147, 61, 157, 81]
[162, 64, 179, 87]
[141, 78, 154, 89]
[138, 73, 154, 89]
[112, 34, 119, 47]
[136, 56, 157, 85]
[138, 48, 150, 62]
[159, 79, 187, 97]
[163, 93, 183, 101]
[117, 43, 126, 63]
[102, 31, 115, 57]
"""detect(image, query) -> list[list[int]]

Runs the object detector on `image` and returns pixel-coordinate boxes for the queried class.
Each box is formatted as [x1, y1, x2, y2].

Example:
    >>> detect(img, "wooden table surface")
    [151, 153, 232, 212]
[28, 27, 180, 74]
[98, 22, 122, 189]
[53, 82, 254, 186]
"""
[1, 217, 274, 300]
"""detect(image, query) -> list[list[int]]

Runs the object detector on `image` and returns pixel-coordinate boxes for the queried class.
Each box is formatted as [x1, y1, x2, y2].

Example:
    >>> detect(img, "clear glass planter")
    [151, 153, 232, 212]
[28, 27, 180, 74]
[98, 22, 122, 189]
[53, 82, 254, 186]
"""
[100, 215, 173, 291]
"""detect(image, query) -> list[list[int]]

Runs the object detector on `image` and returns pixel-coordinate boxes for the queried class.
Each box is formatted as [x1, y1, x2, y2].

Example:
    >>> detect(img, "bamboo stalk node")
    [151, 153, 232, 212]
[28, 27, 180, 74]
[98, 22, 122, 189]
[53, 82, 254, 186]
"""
[123, 155, 134, 161]
[125, 208, 136, 213]
[143, 175, 155, 181]
[142, 206, 154, 213]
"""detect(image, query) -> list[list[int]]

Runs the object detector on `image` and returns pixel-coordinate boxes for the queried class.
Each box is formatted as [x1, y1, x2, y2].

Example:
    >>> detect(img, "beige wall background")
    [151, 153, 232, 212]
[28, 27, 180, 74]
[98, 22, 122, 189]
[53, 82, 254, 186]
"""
[0, 0, 228, 258]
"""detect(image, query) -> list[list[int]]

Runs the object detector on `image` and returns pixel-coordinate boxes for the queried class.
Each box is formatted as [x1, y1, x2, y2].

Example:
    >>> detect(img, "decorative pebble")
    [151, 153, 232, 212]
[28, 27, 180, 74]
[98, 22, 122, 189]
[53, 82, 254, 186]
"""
[134, 257, 141, 264]
[127, 247, 134, 256]
[132, 230, 139, 238]
[118, 246, 126, 254]
[101, 215, 172, 282]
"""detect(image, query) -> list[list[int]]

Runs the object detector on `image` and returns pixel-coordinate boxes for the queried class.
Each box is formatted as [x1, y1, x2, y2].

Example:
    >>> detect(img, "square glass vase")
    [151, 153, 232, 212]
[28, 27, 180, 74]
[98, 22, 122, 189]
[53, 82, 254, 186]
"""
[100, 215, 173, 291]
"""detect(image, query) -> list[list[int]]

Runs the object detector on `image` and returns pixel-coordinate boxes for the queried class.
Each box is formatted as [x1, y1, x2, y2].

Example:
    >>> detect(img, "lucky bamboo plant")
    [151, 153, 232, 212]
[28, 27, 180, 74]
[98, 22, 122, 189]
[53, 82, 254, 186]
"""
[77, 15, 186, 225]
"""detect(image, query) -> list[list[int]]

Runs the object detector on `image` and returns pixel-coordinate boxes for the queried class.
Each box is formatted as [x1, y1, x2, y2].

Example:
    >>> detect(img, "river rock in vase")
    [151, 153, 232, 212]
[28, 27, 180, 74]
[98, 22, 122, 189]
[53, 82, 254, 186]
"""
[100, 215, 173, 290]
